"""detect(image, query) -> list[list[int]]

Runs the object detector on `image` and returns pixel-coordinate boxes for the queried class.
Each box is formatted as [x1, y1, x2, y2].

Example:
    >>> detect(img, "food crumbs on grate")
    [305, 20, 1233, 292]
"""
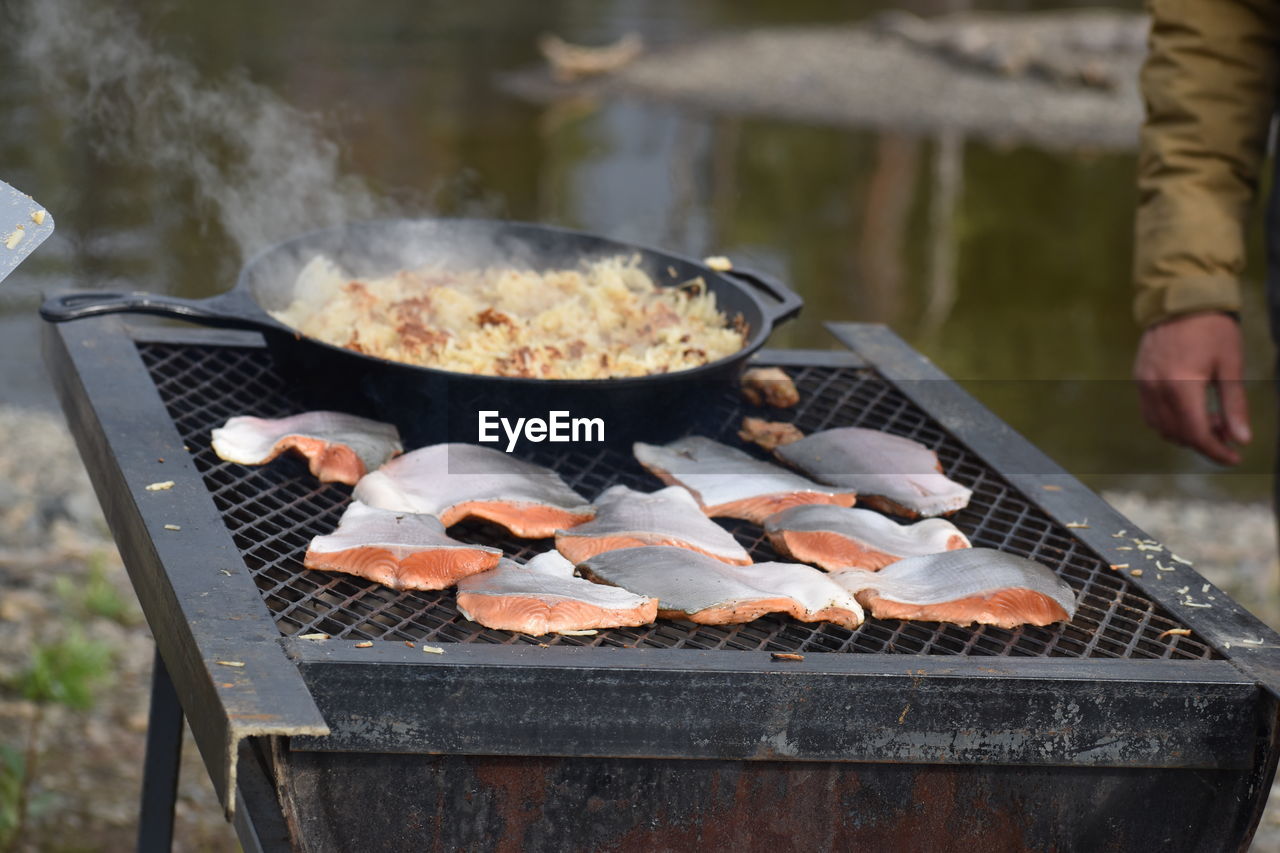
[215, 660, 245, 667]
[1065, 520, 1088, 528]
[1129, 569, 1143, 577]
[1171, 554, 1192, 565]
[405, 640, 415, 648]
[422, 645, 445, 654]
[218, 570, 232, 576]
[355, 641, 373, 648]
[1109, 564, 1129, 571]
[1115, 546, 1133, 551]
[163, 524, 181, 531]
[1202, 584, 1211, 594]
[1241, 638, 1264, 646]
[1111, 529, 1128, 538]
[1157, 629, 1191, 640]
[145, 480, 175, 491]
[771, 652, 804, 662]
[299, 633, 329, 640]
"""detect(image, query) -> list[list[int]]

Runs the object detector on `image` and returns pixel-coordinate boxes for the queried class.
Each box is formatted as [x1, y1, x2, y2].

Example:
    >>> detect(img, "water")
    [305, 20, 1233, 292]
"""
[1, 0, 1272, 500]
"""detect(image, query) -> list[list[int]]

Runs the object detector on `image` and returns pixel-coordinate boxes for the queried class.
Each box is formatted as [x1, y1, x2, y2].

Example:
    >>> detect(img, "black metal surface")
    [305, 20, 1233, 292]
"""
[41, 219, 803, 445]
[137, 337, 1218, 661]
[41, 317, 329, 819]
[270, 745, 1275, 853]
[136, 649, 182, 853]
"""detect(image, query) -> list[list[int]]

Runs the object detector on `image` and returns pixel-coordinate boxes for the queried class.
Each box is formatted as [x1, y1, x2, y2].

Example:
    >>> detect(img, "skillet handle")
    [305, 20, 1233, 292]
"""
[39, 290, 277, 333]
[720, 266, 803, 325]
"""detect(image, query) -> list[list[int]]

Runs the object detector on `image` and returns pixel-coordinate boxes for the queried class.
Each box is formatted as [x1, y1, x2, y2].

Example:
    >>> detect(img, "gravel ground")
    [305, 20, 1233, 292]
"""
[0, 404, 1277, 849]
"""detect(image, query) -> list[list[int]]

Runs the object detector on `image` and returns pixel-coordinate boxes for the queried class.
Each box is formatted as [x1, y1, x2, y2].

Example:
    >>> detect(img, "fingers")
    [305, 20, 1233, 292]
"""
[1133, 313, 1249, 466]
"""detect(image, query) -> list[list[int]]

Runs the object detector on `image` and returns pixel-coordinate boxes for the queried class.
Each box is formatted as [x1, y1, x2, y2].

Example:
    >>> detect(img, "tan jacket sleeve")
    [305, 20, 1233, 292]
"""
[1134, 0, 1280, 327]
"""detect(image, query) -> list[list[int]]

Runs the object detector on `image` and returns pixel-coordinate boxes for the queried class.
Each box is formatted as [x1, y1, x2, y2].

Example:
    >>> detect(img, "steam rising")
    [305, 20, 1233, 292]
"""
[15, 0, 391, 260]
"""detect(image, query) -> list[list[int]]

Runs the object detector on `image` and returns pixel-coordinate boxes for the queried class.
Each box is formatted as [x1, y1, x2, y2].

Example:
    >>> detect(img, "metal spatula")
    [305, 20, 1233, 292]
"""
[0, 178, 54, 283]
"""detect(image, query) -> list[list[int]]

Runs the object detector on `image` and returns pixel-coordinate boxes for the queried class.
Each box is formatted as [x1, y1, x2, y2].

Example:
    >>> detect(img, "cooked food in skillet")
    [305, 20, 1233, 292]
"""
[304, 501, 501, 590]
[831, 549, 1076, 628]
[740, 366, 799, 408]
[578, 545, 864, 628]
[771, 427, 972, 518]
[211, 411, 402, 485]
[352, 443, 595, 538]
[554, 485, 752, 566]
[456, 551, 658, 635]
[633, 436, 856, 524]
[270, 254, 746, 379]
[764, 505, 970, 571]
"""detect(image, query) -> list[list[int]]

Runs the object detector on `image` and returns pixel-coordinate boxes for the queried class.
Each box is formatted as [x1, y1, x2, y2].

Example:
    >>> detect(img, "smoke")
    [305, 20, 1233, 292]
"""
[14, 0, 393, 261]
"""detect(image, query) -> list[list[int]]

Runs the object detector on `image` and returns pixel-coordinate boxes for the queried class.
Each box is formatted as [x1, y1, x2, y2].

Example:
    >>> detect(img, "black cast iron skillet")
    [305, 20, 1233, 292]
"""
[41, 219, 803, 446]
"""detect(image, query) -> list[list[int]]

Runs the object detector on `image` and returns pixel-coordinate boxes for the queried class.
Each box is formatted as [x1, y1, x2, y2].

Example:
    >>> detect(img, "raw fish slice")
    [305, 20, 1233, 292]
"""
[765, 505, 969, 571]
[353, 443, 594, 538]
[633, 436, 855, 524]
[456, 551, 658, 634]
[556, 485, 752, 565]
[304, 501, 502, 590]
[831, 548, 1075, 628]
[774, 427, 971, 518]
[211, 411, 402, 485]
[579, 546, 863, 628]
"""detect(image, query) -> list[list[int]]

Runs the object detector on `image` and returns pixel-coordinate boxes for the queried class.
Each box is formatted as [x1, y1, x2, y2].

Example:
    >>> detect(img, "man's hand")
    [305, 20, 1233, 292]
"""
[1134, 312, 1250, 465]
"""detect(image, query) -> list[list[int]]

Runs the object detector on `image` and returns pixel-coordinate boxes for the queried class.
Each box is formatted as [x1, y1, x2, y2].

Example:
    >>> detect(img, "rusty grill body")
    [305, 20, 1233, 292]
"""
[43, 318, 1280, 852]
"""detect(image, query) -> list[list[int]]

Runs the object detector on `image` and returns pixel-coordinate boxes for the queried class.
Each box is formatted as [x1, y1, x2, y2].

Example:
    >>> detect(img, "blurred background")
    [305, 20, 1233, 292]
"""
[2, 0, 1278, 849]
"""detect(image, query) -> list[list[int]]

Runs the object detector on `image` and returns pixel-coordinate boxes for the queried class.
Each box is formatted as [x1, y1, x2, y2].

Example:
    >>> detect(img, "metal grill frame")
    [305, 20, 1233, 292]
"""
[42, 316, 1280, 819]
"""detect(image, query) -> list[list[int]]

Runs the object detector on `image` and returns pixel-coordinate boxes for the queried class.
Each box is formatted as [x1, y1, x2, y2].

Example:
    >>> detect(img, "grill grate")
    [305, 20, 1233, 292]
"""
[138, 342, 1216, 661]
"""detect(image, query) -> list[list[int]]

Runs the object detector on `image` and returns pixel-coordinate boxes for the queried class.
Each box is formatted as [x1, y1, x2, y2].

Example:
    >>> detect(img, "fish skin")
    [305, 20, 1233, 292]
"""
[831, 548, 1075, 628]
[353, 443, 594, 538]
[456, 551, 657, 634]
[579, 545, 864, 628]
[764, 505, 969, 570]
[633, 436, 855, 523]
[211, 411, 402, 485]
[304, 501, 502, 590]
[775, 427, 971, 518]
[555, 485, 752, 565]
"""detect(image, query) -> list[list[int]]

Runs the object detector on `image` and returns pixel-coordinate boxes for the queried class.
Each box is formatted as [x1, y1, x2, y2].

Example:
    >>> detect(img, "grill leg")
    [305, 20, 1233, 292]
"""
[136, 648, 183, 853]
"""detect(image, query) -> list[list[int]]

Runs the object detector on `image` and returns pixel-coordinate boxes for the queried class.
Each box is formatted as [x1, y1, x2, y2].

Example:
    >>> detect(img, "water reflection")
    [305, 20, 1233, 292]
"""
[1, 0, 1267, 498]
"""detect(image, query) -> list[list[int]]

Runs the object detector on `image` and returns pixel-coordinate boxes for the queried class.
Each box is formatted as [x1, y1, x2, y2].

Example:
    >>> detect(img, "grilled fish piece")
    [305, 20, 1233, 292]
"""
[211, 411, 402, 485]
[831, 548, 1075, 628]
[737, 416, 805, 452]
[741, 367, 800, 408]
[456, 550, 658, 635]
[304, 501, 502, 590]
[556, 485, 752, 565]
[579, 545, 864, 628]
[765, 505, 969, 571]
[353, 443, 595, 538]
[774, 427, 971, 518]
[633, 436, 856, 524]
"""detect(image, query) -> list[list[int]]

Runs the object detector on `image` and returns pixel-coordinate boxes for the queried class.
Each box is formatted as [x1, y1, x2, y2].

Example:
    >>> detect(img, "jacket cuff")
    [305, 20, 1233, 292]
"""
[1133, 275, 1241, 327]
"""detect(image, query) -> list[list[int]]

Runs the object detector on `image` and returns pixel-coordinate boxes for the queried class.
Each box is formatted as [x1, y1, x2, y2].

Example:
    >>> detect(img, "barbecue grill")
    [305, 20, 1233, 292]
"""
[43, 316, 1280, 851]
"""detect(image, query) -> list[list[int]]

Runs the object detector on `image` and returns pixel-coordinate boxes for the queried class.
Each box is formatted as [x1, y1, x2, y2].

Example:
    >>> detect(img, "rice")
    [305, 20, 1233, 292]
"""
[270, 255, 747, 379]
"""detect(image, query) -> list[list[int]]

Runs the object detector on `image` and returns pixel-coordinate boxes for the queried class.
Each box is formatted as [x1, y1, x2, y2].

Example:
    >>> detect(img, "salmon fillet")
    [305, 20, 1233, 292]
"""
[353, 443, 595, 538]
[831, 548, 1075, 628]
[764, 505, 969, 570]
[211, 411, 402, 485]
[555, 485, 752, 565]
[456, 551, 657, 634]
[633, 436, 855, 524]
[774, 427, 971, 518]
[579, 545, 864, 628]
[304, 501, 502, 590]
